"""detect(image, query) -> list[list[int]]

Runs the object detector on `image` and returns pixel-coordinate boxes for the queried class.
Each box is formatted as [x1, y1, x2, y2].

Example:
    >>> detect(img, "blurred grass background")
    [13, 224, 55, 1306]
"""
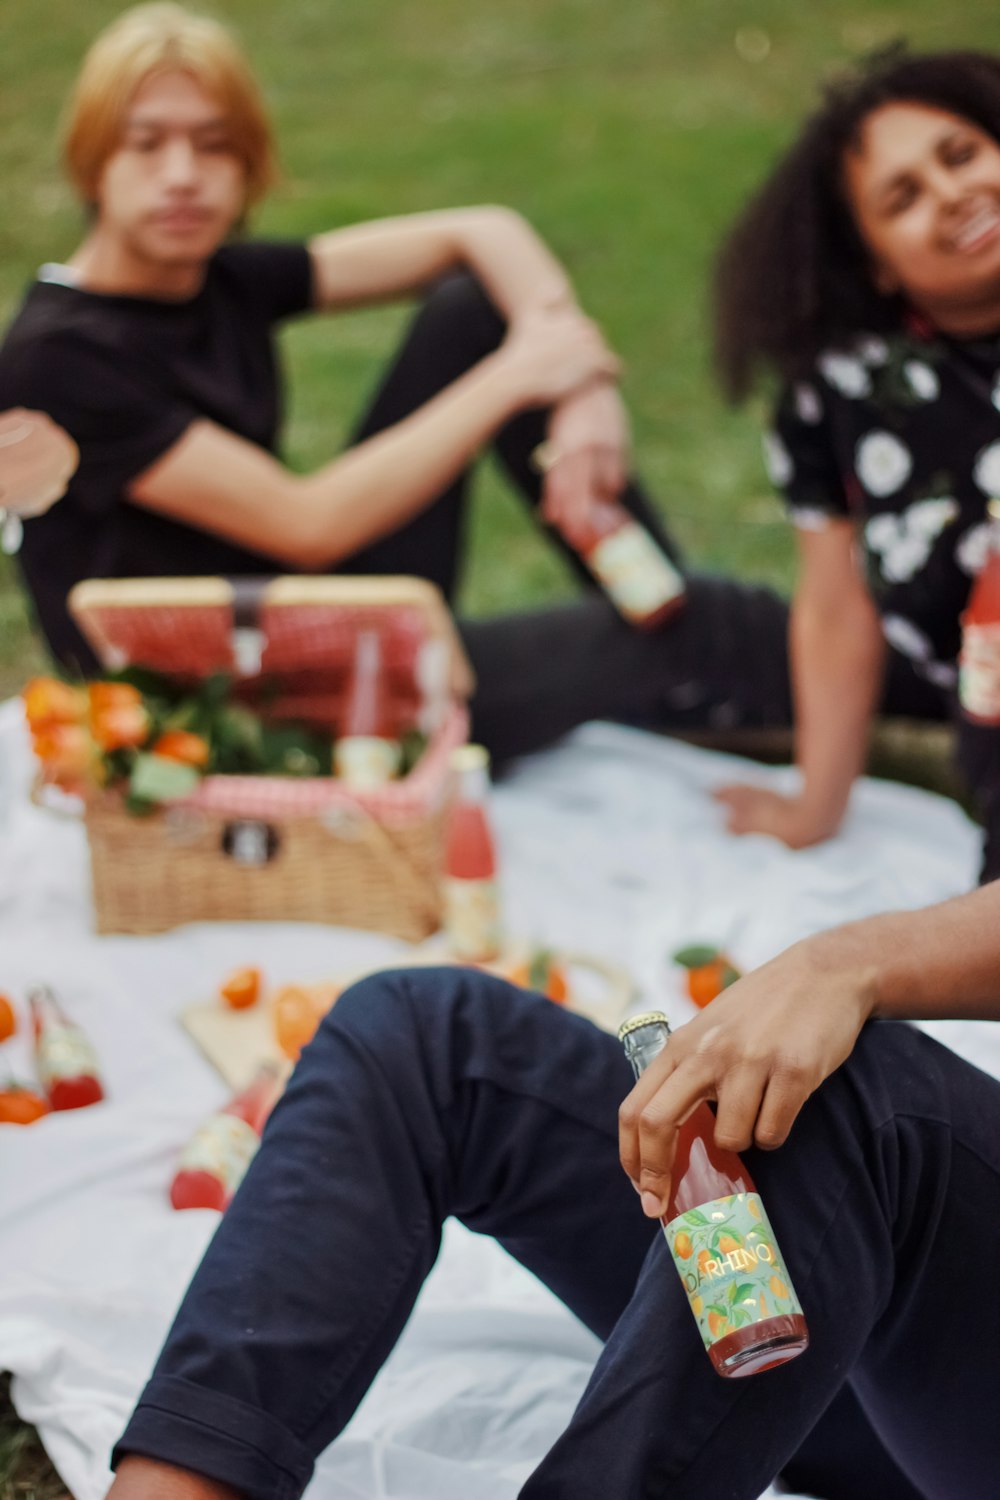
[1, 1, 997, 1492]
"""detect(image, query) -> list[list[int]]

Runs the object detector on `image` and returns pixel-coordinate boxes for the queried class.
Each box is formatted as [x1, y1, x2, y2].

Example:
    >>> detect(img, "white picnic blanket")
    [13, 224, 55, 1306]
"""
[0, 697, 992, 1500]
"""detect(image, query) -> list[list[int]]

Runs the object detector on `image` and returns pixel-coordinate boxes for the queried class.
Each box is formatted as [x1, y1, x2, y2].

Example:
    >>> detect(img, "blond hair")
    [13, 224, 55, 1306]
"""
[62, 3, 277, 205]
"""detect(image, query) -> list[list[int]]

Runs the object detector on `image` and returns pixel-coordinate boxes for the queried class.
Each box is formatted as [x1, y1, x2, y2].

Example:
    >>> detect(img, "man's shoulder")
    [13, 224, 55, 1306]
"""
[0, 276, 125, 367]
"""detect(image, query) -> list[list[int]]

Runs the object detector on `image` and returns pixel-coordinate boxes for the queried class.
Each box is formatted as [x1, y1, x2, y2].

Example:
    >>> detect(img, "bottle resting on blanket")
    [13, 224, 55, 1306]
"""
[170, 1062, 283, 1212]
[960, 497, 1000, 724]
[29, 984, 105, 1111]
[443, 744, 502, 963]
[619, 1012, 809, 1377]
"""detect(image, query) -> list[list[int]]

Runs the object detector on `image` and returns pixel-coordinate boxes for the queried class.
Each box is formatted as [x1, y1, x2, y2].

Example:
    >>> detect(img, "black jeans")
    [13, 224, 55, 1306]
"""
[114, 969, 1000, 1499]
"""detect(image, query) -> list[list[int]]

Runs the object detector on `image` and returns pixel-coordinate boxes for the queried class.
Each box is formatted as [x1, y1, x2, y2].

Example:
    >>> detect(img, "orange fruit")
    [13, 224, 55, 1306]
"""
[22, 677, 87, 731]
[0, 1085, 50, 1125]
[272, 985, 323, 1060]
[707, 1311, 729, 1339]
[717, 1232, 742, 1255]
[0, 995, 16, 1043]
[511, 950, 571, 1005]
[697, 1249, 713, 1275]
[673, 1230, 694, 1260]
[153, 730, 211, 769]
[769, 1274, 789, 1300]
[220, 966, 262, 1010]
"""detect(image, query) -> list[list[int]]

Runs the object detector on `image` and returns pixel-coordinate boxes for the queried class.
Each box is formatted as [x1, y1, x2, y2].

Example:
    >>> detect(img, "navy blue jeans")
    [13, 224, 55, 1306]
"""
[115, 969, 1000, 1499]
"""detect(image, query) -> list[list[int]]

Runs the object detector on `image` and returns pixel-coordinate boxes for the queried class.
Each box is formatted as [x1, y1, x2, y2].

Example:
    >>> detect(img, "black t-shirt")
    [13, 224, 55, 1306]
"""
[765, 322, 1000, 690]
[0, 240, 314, 671]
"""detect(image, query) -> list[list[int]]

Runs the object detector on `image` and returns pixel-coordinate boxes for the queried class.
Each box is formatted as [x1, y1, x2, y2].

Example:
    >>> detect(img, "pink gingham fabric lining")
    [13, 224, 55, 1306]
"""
[179, 703, 468, 823]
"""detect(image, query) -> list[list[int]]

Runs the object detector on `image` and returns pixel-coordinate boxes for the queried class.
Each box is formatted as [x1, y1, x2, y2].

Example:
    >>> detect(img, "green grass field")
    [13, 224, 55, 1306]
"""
[0, 0, 995, 1492]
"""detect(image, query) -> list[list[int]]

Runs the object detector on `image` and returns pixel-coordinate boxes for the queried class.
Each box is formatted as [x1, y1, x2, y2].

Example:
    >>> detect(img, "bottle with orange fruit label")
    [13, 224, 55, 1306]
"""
[442, 744, 502, 963]
[619, 1011, 808, 1378]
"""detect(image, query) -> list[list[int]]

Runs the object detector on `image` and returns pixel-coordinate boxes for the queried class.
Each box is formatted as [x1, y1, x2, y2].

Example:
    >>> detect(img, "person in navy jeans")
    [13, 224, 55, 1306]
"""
[107, 873, 1000, 1500]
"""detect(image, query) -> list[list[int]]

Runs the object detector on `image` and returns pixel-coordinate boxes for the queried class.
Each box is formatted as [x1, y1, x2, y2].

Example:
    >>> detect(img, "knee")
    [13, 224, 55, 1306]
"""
[416, 271, 506, 356]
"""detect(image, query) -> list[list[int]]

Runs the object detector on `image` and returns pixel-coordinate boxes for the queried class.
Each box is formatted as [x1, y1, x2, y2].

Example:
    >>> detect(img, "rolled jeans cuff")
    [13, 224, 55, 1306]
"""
[113, 1374, 314, 1500]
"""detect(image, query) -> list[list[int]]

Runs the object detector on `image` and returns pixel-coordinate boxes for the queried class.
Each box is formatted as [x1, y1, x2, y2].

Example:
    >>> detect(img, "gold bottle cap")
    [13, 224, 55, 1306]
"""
[450, 743, 490, 773]
[617, 1010, 671, 1042]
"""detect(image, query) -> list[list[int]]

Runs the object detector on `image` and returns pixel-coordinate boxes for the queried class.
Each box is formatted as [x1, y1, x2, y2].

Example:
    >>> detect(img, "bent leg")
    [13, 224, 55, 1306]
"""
[461, 574, 794, 764]
[521, 1022, 1000, 1499]
[113, 968, 652, 1500]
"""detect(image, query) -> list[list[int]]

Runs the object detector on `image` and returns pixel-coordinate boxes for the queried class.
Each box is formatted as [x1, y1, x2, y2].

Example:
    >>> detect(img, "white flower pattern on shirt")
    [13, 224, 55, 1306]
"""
[865, 498, 958, 583]
[973, 440, 1000, 499]
[855, 431, 913, 498]
[818, 351, 872, 398]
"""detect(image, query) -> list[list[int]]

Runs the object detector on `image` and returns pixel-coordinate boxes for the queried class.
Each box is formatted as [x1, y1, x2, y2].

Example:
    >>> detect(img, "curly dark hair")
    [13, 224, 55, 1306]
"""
[714, 46, 1000, 402]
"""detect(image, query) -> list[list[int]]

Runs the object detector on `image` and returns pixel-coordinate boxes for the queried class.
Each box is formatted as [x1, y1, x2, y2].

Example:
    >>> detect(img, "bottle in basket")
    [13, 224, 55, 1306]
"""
[334, 628, 401, 788]
[29, 984, 105, 1111]
[443, 744, 502, 963]
[619, 1012, 808, 1378]
[560, 499, 685, 630]
[960, 498, 1000, 724]
[170, 1062, 282, 1212]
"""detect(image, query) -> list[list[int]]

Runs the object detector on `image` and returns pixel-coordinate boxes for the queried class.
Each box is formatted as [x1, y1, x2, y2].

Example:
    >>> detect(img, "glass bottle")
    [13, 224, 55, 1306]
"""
[959, 498, 1000, 725]
[442, 743, 502, 963]
[29, 985, 104, 1111]
[170, 1062, 282, 1212]
[334, 628, 401, 787]
[560, 499, 686, 630]
[619, 1011, 808, 1378]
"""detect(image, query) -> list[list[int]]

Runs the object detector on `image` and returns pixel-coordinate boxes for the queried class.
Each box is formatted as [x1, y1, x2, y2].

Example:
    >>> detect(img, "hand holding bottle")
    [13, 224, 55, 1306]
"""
[539, 380, 630, 536]
[618, 930, 877, 1219]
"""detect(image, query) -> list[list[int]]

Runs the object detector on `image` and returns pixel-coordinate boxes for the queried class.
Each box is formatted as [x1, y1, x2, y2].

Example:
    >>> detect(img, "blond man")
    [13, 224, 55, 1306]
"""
[0, 3, 744, 762]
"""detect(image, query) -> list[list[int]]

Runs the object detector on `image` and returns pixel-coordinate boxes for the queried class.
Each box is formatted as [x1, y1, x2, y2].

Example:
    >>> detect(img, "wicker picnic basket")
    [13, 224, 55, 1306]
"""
[67, 575, 473, 940]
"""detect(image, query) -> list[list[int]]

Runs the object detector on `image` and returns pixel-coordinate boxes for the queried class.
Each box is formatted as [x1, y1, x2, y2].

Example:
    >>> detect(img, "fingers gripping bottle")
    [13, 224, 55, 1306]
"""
[170, 1062, 282, 1212]
[619, 1011, 808, 1377]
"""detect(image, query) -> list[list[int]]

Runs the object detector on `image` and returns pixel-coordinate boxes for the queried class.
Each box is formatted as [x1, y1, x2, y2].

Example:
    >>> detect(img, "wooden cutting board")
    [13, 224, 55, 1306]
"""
[180, 945, 635, 1090]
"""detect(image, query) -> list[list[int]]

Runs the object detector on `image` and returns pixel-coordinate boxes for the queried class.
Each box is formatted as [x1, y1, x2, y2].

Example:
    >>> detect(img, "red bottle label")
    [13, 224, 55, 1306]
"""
[664, 1192, 802, 1351]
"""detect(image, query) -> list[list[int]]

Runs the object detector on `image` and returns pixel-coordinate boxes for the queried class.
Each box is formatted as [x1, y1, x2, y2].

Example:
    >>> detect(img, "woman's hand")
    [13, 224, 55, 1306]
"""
[618, 932, 877, 1218]
[0, 409, 78, 518]
[712, 784, 841, 848]
[540, 381, 630, 535]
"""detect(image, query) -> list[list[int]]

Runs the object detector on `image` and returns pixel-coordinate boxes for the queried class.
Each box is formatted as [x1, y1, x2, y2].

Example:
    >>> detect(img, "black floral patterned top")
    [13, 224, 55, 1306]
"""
[766, 320, 1000, 688]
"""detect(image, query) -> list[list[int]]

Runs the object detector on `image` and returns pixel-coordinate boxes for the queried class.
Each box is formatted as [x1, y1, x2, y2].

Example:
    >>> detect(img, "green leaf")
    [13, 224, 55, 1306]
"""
[129, 753, 201, 805]
[721, 964, 741, 989]
[730, 1282, 756, 1305]
[672, 944, 721, 969]
[683, 1209, 710, 1227]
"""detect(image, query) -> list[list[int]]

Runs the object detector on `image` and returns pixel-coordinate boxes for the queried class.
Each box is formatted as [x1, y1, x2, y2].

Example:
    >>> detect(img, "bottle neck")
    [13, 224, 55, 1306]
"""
[622, 1018, 671, 1080]
[456, 764, 490, 803]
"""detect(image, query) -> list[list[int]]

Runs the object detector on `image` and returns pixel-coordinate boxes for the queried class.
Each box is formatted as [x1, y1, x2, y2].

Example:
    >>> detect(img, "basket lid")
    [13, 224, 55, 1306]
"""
[67, 574, 474, 697]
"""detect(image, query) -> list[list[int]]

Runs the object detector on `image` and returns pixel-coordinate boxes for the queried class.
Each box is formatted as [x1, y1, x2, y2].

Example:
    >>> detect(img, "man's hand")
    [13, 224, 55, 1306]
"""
[618, 933, 877, 1218]
[540, 381, 630, 537]
[0, 409, 78, 518]
[712, 784, 841, 849]
[498, 308, 620, 409]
